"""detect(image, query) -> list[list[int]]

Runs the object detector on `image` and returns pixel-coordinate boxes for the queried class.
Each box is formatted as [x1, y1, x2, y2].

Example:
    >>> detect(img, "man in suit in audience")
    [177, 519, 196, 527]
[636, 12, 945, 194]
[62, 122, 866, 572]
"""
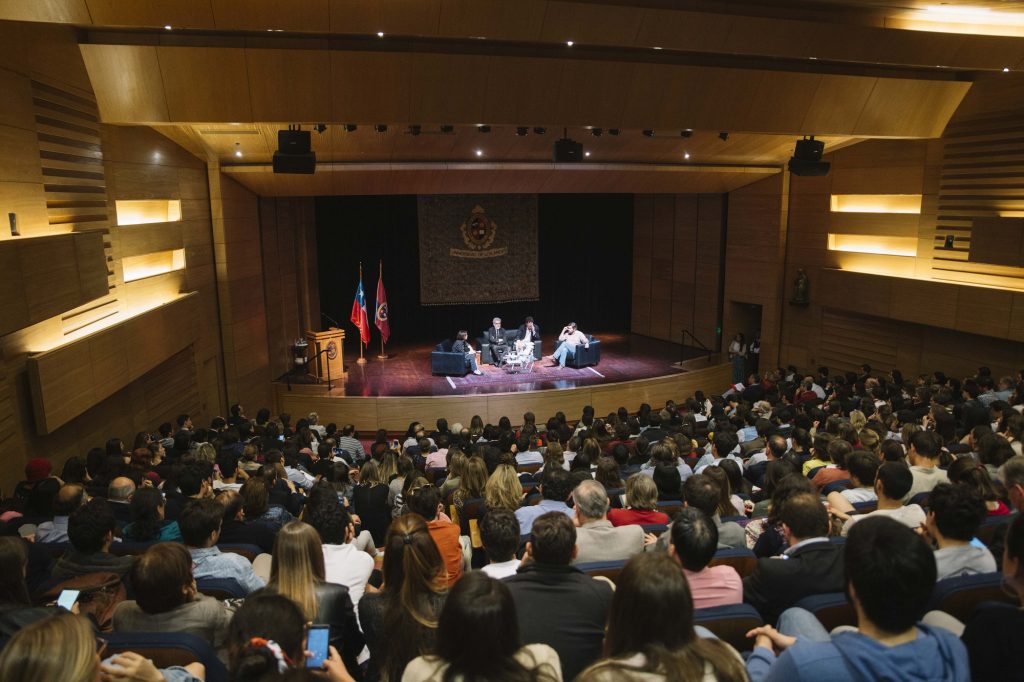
[487, 317, 509, 364]
[505, 512, 613, 681]
[571, 480, 645, 564]
[743, 492, 845, 623]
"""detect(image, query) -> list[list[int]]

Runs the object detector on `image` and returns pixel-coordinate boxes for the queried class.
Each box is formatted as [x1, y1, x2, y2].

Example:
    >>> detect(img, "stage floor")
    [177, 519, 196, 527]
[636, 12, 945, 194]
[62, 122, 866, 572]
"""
[282, 333, 720, 397]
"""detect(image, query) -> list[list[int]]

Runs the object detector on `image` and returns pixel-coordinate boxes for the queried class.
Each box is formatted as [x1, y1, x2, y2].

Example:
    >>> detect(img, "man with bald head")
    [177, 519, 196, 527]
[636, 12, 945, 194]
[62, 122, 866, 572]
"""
[571, 479, 645, 564]
[36, 483, 86, 543]
[107, 476, 136, 527]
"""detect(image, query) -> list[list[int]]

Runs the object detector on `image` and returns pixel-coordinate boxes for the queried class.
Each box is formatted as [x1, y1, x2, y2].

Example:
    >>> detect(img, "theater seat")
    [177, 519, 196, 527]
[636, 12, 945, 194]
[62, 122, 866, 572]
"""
[106, 632, 228, 682]
[693, 603, 763, 652]
[656, 500, 684, 517]
[709, 547, 757, 578]
[821, 479, 852, 495]
[218, 543, 263, 563]
[926, 572, 1016, 623]
[976, 512, 1017, 547]
[575, 559, 627, 584]
[793, 592, 856, 631]
[195, 577, 246, 600]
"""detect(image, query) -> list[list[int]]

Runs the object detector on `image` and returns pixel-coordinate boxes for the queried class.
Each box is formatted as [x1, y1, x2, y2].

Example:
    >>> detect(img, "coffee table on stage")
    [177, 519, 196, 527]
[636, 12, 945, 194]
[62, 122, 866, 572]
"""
[501, 346, 535, 374]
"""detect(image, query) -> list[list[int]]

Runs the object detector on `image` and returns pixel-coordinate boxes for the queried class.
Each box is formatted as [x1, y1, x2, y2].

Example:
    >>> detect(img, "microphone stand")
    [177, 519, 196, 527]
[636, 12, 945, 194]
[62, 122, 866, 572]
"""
[322, 312, 342, 328]
[313, 346, 333, 392]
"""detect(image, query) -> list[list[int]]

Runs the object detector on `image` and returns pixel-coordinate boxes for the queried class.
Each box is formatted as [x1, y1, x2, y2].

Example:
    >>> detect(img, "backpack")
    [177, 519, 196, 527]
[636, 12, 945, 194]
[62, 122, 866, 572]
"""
[42, 571, 127, 632]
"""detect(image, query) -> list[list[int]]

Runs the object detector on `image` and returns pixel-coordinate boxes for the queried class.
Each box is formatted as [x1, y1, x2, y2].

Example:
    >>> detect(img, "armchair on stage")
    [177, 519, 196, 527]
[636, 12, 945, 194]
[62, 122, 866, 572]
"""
[431, 340, 470, 376]
[477, 330, 543, 365]
[566, 336, 601, 368]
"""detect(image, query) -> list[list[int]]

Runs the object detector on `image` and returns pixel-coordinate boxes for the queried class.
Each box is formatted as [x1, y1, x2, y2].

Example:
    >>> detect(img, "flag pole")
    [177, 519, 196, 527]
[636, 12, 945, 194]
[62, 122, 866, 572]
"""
[356, 261, 367, 365]
[377, 259, 389, 360]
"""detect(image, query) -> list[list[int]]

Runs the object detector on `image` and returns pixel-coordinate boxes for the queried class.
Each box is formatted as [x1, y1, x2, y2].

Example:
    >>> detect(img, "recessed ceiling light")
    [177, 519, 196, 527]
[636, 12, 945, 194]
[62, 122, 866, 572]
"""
[164, 25, 172, 30]
[684, 152, 690, 160]
[566, 40, 574, 47]
[584, 151, 591, 157]
[376, 31, 384, 38]
[235, 150, 243, 157]
[1004, 67, 1011, 72]
[475, 149, 483, 157]
[653, 46, 662, 50]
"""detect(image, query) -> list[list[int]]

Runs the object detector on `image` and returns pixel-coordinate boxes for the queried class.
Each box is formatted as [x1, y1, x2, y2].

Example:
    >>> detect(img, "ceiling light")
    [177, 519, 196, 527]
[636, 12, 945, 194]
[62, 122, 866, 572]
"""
[344, 124, 357, 133]
[566, 40, 574, 47]
[653, 46, 662, 50]
[642, 130, 655, 137]
[684, 152, 690, 160]
[164, 25, 172, 30]
[235, 150, 243, 157]
[374, 124, 387, 133]
[681, 129, 693, 138]
[788, 135, 830, 177]
[475, 149, 483, 157]
[584, 151, 591, 157]
[477, 124, 491, 133]
[1004, 67, 1011, 72]
[376, 32, 384, 37]
[533, 127, 546, 135]
[608, 129, 619, 136]
[440, 125, 454, 134]
[591, 128, 603, 137]
[408, 124, 421, 136]
[516, 127, 529, 136]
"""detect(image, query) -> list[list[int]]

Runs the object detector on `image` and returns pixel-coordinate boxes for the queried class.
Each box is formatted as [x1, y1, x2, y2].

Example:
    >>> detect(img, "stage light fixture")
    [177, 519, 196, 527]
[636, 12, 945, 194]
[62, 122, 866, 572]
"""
[516, 126, 529, 136]
[374, 124, 388, 133]
[533, 127, 546, 135]
[718, 131, 729, 141]
[408, 124, 421, 136]
[642, 129, 655, 137]
[440, 125, 455, 134]
[477, 124, 491, 133]
[681, 129, 693, 138]
[788, 135, 830, 176]
[273, 124, 315, 174]
[591, 128, 603, 137]
[313, 123, 327, 134]
[608, 128, 619, 136]
[344, 124, 357, 133]
[684, 152, 690, 160]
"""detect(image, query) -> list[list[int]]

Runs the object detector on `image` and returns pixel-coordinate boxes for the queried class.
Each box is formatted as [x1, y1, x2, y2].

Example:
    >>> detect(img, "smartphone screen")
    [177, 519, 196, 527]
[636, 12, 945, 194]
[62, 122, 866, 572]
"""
[305, 625, 330, 668]
[57, 589, 80, 611]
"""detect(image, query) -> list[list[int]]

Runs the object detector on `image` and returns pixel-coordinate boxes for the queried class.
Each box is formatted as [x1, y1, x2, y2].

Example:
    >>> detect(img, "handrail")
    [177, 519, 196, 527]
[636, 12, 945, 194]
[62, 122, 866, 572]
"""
[680, 329, 713, 365]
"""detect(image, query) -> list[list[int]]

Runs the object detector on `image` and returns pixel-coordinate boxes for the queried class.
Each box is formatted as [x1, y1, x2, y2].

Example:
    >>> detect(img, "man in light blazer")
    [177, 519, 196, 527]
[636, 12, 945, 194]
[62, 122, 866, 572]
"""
[571, 479, 645, 564]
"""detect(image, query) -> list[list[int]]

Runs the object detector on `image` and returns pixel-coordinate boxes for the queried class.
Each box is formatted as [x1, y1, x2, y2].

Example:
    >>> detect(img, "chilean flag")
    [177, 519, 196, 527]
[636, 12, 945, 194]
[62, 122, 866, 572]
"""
[350, 276, 370, 345]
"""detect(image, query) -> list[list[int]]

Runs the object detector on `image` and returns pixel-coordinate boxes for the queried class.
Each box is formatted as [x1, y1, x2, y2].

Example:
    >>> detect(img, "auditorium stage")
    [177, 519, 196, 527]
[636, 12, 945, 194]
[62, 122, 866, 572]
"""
[271, 334, 732, 431]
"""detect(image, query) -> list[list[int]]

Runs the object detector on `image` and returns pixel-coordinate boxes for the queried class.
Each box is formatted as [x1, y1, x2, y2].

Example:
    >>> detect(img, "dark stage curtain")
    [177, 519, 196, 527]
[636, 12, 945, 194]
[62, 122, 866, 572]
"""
[315, 194, 634, 344]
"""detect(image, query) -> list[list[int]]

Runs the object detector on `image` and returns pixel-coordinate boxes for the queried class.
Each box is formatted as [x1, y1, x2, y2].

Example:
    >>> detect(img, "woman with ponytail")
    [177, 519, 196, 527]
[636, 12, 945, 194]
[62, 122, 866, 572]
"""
[577, 552, 747, 682]
[358, 514, 447, 682]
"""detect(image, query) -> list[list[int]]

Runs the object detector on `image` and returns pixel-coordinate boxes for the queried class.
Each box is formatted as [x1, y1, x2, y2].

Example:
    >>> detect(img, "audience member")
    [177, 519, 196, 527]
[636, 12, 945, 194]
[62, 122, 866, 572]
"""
[122, 486, 182, 543]
[352, 460, 392, 545]
[904, 430, 949, 501]
[216, 489, 276, 553]
[681, 474, 746, 549]
[925, 483, 997, 580]
[106, 476, 136, 526]
[505, 512, 613, 680]
[479, 509, 522, 579]
[179, 498, 265, 594]
[403, 571, 561, 681]
[34, 483, 84, 543]
[514, 469, 575, 535]
[834, 461, 926, 536]
[571, 479, 644, 563]
[607, 474, 670, 527]
[52, 498, 134, 581]
[668, 507, 743, 609]
[746, 517, 969, 682]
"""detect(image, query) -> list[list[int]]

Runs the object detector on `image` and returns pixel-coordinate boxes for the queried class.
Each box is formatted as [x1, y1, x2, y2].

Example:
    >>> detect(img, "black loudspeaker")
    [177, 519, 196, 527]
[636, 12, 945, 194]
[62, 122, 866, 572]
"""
[553, 137, 583, 163]
[788, 136, 830, 176]
[273, 151, 316, 174]
[278, 129, 311, 153]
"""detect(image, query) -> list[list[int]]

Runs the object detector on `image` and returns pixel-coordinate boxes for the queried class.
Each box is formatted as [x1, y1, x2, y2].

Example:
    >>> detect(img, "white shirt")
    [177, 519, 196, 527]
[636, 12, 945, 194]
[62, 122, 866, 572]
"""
[481, 558, 521, 580]
[841, 504, 926, 537]
[558, 329, 588, 347]
[322, 543, 375, 610]
[839, 487, 877, 504]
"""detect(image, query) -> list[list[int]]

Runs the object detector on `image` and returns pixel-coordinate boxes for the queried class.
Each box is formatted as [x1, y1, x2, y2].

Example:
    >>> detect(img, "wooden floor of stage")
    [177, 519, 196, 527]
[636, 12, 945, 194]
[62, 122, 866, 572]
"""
[278, 333, 721, 397]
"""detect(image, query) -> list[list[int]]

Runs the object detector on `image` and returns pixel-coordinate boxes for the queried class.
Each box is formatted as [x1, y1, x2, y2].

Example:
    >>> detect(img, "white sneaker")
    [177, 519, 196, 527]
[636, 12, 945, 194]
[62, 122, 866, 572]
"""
[473, 369, 482, 375]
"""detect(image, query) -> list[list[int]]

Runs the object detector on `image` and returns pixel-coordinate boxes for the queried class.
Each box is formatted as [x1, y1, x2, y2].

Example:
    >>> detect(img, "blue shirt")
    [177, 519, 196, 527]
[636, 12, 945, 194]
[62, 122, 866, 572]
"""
[640, 461, 694, 482]
[36, 516, 69, 543]
[514, 499, 574, 535]
[189, 546, 265, 594]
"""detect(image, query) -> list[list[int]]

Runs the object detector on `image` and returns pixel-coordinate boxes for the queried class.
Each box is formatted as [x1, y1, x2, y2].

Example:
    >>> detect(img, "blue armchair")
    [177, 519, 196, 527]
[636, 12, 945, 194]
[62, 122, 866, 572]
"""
[431, 340, 469, 376]
[567, 336, 601, 368]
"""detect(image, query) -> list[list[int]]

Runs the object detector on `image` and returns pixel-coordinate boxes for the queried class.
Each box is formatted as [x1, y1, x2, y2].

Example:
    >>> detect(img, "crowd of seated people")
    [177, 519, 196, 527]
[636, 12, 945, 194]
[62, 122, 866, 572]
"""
[0, 366, 1020, 681]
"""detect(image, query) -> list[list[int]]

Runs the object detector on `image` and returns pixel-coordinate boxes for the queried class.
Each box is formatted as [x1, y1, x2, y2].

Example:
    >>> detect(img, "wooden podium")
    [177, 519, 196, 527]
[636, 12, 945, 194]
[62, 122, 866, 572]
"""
[306, 328, 345, 383]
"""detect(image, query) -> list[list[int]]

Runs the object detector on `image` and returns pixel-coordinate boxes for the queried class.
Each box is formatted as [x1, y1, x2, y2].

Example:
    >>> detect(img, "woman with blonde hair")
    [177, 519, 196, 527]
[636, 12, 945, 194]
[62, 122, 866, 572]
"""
[266, 521, 364, 672]
[378, 451, 399, 483]
[607, 474, 670, 527]
[359, 514, 447, 681]
[485, 463, 524, 512]
[0, 612, 204, 682]
[454, 456, 488, 510]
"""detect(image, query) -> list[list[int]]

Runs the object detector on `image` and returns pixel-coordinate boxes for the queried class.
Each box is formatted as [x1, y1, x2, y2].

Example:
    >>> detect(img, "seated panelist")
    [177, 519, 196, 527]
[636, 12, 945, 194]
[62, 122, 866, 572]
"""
[551, 322, 589, 368]
[454, 330, 483, 375]
[518, 317, 541, 343]
[487, 317, 509, 363]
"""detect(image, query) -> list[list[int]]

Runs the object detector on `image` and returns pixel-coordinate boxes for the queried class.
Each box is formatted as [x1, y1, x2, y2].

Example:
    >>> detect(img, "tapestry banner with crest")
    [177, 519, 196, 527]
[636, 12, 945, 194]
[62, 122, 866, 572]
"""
[417, 194, 539, 305]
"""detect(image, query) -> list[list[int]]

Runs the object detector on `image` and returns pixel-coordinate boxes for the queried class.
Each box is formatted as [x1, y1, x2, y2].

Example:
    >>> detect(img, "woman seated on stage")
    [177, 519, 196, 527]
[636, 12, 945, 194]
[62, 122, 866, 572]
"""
[453, 330, 483, 376]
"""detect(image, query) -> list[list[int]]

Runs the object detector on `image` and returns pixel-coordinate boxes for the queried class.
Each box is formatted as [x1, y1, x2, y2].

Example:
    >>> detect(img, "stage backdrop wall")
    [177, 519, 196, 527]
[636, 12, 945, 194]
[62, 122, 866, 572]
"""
[315, 194, 633, 345]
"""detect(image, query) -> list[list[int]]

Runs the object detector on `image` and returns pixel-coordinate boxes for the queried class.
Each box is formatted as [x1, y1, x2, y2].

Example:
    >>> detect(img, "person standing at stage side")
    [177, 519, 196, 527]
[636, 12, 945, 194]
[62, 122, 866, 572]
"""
[487, 317, 509, 364]
[453, 331, 483, 375]
[728, 332, 747, 384]
[518, 317, 542, 344]
[550, 322, 589, 368]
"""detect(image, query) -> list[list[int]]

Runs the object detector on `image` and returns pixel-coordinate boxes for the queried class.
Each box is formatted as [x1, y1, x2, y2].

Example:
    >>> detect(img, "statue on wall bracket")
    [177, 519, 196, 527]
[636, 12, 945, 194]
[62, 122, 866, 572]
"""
[790, 268, 810, 307]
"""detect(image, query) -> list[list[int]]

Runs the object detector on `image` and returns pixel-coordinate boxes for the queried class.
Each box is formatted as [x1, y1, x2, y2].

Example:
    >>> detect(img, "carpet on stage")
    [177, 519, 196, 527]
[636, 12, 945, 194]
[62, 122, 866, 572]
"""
[450, 362, 600, 387]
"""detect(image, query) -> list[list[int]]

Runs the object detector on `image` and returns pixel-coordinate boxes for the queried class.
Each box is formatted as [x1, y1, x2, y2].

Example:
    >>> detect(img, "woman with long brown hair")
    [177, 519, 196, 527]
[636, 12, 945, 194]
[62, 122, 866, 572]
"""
[359, 514, 447, 682]
[578, 553, 746, 682]
[265, 521, 364, 673]
[453, 456, 488, 511]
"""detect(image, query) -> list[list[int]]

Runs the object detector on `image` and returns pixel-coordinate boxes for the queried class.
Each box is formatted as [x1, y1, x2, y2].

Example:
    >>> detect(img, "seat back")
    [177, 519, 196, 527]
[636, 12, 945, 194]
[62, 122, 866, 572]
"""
[106, 632, 228, 682]
[821, 479, 852, 495]
[693, 603, 763, 652]
[908, 491, 930, 508]
[517, 463, 542, 474]
[218, 543, 262, 562]
[640, 523, 668, 536]
[806, 466, 825, 479]
[709, 547, 757, 578]
[575, 559, 627, 584]
[926, 572, 1016, 622]
[851, 500, 878, 513]
[656, 500, 684, 517]
[195, 577, 247, 599]
[976, 512, 1017, 547]
[793, 592, 856, 631]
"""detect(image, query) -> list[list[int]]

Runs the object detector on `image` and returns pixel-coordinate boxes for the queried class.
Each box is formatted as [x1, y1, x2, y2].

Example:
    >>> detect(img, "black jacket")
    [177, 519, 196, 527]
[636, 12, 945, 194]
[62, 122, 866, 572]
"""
[217, 519, 276, 554]
[487, 326, 508, 346]
[517, 323, 541, 342]
[315, 581, 365, 679]
[504, 562, 613, 681]
[743, 539, 845, 623]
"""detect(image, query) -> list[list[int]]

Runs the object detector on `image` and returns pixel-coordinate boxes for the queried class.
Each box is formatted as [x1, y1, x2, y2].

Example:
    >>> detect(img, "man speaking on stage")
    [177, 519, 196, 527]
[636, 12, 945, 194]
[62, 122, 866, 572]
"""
[550, 322, 589, 368]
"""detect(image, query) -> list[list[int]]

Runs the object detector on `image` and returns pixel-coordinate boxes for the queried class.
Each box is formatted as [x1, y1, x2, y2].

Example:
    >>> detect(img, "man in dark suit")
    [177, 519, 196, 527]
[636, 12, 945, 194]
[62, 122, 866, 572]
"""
[743, 491, 845, 623]
[517, 316, 541, 343]
[505, 512, 613, 680]
[487, 316, 509, 364]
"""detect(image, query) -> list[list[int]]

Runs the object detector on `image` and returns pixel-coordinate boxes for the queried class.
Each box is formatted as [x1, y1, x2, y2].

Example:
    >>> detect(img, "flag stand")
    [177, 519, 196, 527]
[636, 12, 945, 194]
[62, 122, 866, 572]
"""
[377, 337, 388, 360]
[357, 344, 367, 365]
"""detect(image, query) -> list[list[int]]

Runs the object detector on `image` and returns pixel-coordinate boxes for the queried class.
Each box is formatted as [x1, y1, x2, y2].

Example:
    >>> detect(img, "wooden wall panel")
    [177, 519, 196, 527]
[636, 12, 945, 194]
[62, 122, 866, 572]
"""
[27, 293, 198, 434]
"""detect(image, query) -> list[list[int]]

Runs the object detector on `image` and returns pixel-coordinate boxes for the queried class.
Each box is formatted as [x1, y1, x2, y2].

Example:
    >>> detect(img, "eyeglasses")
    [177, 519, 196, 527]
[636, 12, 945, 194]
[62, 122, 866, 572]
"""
[95, 636, 108, 657]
